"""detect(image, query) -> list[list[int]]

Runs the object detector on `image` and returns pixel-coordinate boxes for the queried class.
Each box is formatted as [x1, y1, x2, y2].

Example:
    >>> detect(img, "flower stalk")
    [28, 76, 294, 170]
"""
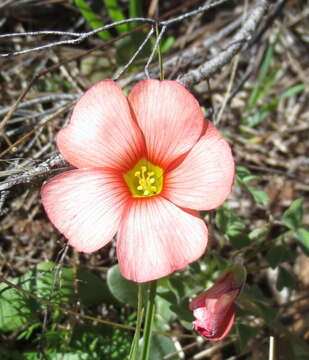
[141, 281, 157, 360]
[129, 284, 145, 360]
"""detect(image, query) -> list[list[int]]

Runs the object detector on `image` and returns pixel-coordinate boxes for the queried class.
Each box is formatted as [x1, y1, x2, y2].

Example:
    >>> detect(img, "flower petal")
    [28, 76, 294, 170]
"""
[117, 197, 208, 282]
[57, 80, 145, 171]
[128, 79, 204, 168]
[193, 304, 235, 341]
[41, 169, 129, 252]
[163, 123, 235, 210]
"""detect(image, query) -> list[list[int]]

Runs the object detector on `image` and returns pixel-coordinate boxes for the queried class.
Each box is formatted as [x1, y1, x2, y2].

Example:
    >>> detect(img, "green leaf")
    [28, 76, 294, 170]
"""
[169, 303, 194, 323]
[284, 334, 309, 360]
[77, 268, 113, 306]
[157, 290, 178, 305]
[0, 347, 24, 360]
[107, 264, 138, 307]
[148, 334, 178, 360]
[247, 35, 278, 112]
[281, 84, 305, 99]
[229, 231, 250, 249]
[21, 262, 74, 305]
[248, 228, 266, 241]
[246, 185, 269, 205]
[154, 296, 174, 331]
[215, 203, 246, 235]
[237, 167, 269, 205]
[241, 175, 260, 183]
[160, 36, 175, 53]
[103, 0, 128, 33]
[266, 245, 295, 269]
[236, 165, 251, 179]
[282, 199, 304, 230]
[168, 277, 186, 299]
[297, 227, 309, 256]
[0, 279, 37, 331]
[241, 285, 277, 324]
[129, 0, 143, 19]
[216, 204, 249, 248]
[257, 302, 277, 323]
[75, 0, 111, 40]
[276, 266, 296, 291]
[49, 353, 90, 360]
[237, 324, 259, 352]
[115, 31, 152, 65]
[0, 262, 77, 331]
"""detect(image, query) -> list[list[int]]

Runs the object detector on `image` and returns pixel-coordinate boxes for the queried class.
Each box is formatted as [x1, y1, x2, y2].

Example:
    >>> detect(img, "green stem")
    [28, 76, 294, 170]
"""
[129, 284, 144, 360]
[156, 23, 164, 80]
[129, 0, 142, 29]
[141, 281, 157, 360]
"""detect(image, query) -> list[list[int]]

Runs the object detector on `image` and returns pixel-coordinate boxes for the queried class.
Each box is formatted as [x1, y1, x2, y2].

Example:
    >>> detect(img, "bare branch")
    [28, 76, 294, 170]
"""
[161, 0, 230, 26]
[0, 1, 231, 58]
[113, 26, 155, 80]
[0, 94, 78, 118]
[0, 18, 156, 57]
[178, 0, 271, 87]
[145, 25, 167, 78]
[0, 153, 70, 214]
[119, 16, 242, 86]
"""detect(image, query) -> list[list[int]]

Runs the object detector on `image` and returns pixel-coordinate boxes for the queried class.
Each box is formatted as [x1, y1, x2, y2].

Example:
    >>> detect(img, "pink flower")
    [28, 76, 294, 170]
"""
[41, 79, 234, 283]
[189, 264, 246, 341]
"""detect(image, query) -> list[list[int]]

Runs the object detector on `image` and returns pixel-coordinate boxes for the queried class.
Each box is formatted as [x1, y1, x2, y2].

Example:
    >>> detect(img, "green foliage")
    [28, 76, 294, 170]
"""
[0, 347, 25, 360]
[216, 203, 250, 249]
[276, 266, 296, 291]
[107, 264, 139, 307]
[244, 35, 279, 127]
[129, 0, 142, 19]
[296, 227, 309, 256]
[282, 199, 304, 230]
[0, 262, 118, 332]
[266, 245, 295, 269]
[0, 280, 37, 331]
[237, 324, 259, 352]
[103, 0, 128, 33]
[241, 285, 277, 324]
[279, 334, 309, 360]
[70, 324, 132, 359]
[21, 262, 74, 306]
[74, 0, 110, 40]
[281, 199, 309, 256]
[77, 267, 113, 306]
[41, 75, 73, 93]
[19, 325, 132, 359]
[74, 0, 174, 68]
[148, 334, 178, 360]
[243, 33, 305, 128]
[236, 166, 269, 205]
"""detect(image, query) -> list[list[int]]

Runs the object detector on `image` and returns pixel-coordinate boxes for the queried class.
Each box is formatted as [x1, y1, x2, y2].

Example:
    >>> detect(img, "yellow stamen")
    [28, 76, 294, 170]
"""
[123, 158, 164, 198]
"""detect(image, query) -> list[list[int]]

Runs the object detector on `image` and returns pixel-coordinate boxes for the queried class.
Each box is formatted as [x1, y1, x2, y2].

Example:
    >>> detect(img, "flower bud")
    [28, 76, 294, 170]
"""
[189, 264, 246, 341]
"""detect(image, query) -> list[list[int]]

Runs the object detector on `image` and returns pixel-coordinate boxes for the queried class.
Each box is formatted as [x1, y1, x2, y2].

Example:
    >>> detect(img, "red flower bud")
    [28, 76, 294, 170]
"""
[189, 264, 246, 341]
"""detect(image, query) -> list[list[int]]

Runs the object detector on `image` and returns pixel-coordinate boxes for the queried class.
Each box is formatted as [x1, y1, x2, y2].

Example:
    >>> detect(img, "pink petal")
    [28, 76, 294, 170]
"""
[128, 79, 204, 169]
[117, 197, 208, 282]
[163, 123, 235, 210]
[193, 304, 235, 341]
[41, 169, 130, 252]
[212, 306, 235, 341]
[57, 80, 145, 171]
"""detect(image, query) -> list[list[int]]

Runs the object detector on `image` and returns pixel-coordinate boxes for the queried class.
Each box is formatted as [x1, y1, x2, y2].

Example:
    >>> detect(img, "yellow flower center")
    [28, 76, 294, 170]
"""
[124, 158, 164, 198]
